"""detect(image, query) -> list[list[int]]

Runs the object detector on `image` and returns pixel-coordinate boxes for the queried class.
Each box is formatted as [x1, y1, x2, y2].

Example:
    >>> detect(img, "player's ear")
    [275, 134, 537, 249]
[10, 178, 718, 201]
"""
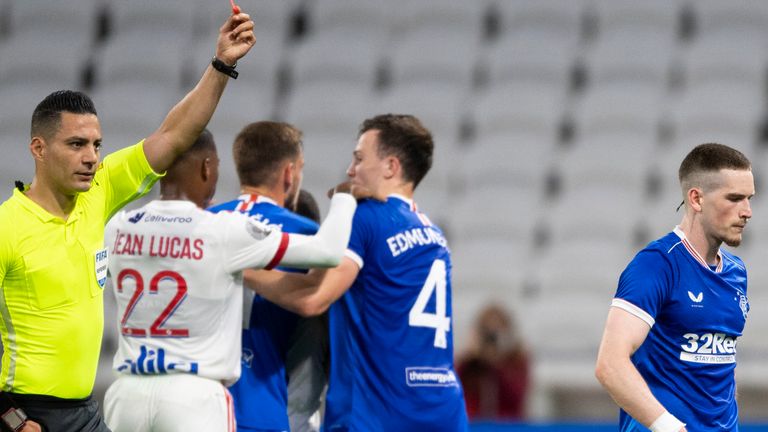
[201, 156, 212, 182]
[282, 162, 294, 192]
[688, 188, 704, 212]
[383, 156, 399, 179]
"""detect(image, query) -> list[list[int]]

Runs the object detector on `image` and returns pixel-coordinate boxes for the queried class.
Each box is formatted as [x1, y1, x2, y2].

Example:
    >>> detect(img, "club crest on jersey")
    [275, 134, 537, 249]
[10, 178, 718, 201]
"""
[739, 294, 749, 319]
[245, 217, 272, 240]
[94, 248, 108, 288]
[242, 348, 254, 368]
[688, 291, 703, 305]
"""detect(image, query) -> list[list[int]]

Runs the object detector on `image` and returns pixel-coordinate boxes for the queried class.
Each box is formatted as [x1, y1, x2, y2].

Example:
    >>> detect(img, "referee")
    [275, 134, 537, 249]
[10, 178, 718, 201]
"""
[0, 11, 255, 432]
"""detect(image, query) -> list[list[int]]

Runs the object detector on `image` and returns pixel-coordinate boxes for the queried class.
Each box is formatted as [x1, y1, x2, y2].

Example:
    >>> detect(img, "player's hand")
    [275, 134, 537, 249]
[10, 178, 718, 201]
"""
[22, 420, 42, 432]
[327, 181, 382, 201]
[216, 12, 256, 66]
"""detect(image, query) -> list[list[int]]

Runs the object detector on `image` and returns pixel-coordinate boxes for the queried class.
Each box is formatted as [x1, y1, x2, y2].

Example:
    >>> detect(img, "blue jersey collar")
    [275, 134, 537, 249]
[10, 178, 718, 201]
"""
[673, 226, 723, 272]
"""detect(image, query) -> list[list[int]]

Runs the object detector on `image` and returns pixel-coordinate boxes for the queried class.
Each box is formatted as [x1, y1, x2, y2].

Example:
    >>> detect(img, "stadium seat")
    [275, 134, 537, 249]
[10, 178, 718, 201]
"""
[0, 84, 60, 143]
[6, 0, 100, 41]
[543, 183, 645, 247]
[480, 29, 579, 88]
[689, 0, 768, 39]
[448, 184, 543, 245]
[280, 81, 376, 138]
[0, 35, 91, 90]
[530, 238, 635, 299]
[105, 0, 194, 40]
[584, 29, 676, 88]
[91, 82, 180, 139]
[413, 177, 454, 229]
[388, 0, 487, 40]
[288, 30, 384, 89]
[206, 81, 277, 136]
[492, 0, 587, 41]
[589, 0, 682, 40]
[96, 34, 187, 90]
[571, 82, 666, 140]
[469, 82, 567, 141]
[527, 292, 612, 392]
[668, 81, 764, 150]
[555, 137, 653, 200]
[385, 27, 480, 88]
[303, 0, 389, 37]
[680, 33, 767, 91]
[456, 132, 556, 195]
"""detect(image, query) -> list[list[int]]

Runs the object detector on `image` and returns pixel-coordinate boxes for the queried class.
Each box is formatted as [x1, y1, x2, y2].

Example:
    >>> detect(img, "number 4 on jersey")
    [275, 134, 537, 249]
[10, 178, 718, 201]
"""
[408, 259, 451, 349]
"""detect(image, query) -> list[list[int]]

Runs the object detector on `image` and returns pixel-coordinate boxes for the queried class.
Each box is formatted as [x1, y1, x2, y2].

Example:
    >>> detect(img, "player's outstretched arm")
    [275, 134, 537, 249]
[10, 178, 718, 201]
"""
[244, 257, 358, 317]
[277, 192, 358, 269]
[595, 307, 687, 432]
[143, 12, 255, 174]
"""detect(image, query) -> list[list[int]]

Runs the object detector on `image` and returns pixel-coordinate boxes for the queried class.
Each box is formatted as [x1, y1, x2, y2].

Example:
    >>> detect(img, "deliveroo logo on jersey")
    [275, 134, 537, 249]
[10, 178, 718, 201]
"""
[128, 211, 145, 224]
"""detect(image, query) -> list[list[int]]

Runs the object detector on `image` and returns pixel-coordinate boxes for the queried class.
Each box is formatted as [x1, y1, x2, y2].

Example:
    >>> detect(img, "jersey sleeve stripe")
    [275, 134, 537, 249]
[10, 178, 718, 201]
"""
[612, 298, 655, 327]
[264, 233, 290, 270]
[344, 249, 363, 269]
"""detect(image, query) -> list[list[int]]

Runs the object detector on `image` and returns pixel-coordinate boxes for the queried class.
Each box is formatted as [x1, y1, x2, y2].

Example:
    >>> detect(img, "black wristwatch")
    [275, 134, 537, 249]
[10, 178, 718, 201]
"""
[1, 407, 27, 432]
[211, 56, 238, 79]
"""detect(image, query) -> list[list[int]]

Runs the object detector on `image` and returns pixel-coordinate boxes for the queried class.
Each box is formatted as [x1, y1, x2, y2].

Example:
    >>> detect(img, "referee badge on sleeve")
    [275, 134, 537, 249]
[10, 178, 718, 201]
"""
[95, 248, 109, 289]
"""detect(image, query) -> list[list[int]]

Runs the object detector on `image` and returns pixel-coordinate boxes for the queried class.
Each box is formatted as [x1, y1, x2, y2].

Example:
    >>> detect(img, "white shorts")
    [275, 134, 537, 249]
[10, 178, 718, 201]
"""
[104, 374, 236, 432]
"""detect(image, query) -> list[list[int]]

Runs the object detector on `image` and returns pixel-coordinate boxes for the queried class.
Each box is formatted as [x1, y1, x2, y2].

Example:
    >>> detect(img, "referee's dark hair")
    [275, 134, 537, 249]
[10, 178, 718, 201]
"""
[31, 90, 97, 140]
[359, 114, 433, 189]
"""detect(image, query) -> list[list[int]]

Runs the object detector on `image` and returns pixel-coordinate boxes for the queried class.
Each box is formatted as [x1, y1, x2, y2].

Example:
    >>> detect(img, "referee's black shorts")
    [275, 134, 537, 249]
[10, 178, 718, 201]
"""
[9, 393, 111, 432]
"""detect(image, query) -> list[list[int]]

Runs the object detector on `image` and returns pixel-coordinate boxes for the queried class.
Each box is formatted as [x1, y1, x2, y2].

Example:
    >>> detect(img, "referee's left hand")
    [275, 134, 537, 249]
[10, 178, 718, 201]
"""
[215, 12, 256, 66]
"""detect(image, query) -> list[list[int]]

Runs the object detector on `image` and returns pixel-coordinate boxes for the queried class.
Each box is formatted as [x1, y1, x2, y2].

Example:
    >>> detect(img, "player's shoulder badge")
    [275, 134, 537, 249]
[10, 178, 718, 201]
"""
[245, 217, 273, 240]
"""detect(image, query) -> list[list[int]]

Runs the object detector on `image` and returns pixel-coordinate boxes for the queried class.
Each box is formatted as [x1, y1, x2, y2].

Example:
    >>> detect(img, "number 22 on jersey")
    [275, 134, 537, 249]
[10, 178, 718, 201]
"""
[409, 259, 451, 349]
[117, 268, 189, 338]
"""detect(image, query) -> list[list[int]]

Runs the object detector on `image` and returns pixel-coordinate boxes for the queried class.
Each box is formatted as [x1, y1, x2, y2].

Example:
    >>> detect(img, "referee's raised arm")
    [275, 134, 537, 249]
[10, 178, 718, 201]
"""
[142, 11, 255, 174]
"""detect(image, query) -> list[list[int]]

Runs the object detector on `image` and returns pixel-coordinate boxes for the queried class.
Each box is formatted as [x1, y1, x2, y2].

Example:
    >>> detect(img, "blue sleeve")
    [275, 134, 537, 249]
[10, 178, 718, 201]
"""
[615, 250, 674, 321]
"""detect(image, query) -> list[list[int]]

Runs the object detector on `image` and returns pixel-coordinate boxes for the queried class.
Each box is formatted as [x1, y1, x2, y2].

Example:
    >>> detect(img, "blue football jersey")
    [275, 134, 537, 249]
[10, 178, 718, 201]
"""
[324, 195, 468, 431]
[208, 194, 319, 431]
[613, 227, 748, 431]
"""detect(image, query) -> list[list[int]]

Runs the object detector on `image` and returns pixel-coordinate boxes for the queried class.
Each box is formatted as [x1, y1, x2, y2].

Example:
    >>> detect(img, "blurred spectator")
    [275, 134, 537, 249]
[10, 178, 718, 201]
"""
[457, 304, 530, 420]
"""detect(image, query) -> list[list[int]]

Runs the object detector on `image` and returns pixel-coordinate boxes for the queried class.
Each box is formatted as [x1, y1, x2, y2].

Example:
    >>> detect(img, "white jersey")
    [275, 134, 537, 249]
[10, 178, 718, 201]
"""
[105, 200, 288, 385]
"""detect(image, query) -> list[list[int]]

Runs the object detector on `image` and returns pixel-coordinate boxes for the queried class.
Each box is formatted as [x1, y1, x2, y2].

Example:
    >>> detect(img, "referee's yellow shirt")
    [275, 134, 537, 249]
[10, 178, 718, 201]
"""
[0, 141, 161, 399]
